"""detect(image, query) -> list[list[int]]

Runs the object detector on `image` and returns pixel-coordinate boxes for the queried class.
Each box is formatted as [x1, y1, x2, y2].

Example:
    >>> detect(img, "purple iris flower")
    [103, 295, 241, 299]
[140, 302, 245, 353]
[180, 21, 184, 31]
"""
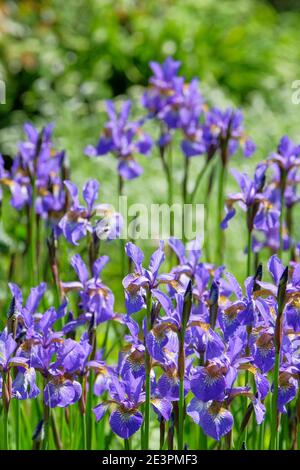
[285, 300, 300, 332]
[123, 241, 171, 314]
[59, 179, 123, 245]
[62, 254, 115, 327]
[0, 331, 28, 373]
[44, 370, 82, 408]
[29, 337, 90, 408]
[203, 107, 256, 159]
[187, 325, 269, 433]
[142, 57, 183, 118]
[187, 399, 233, 441]
[93, 373, 144, 439]
[8, 281, 47, 339]
[1, 123, 66, 219]
[277, 371, 298, 413]
[85, 100, 152, 180]
[221, 164, 279, 232]
[269, 135, 300, 173]
[251, 330, 275, 373]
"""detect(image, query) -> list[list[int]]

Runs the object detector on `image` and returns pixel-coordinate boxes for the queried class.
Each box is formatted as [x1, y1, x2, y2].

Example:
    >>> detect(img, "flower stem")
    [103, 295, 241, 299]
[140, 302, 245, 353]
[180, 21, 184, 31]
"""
[86, 370, 94, 450]
[118, 175, 126, 277]
[42, 403, 50, 450]
[247, 230, 252, 277]
[124, 438, 130, 450]
[29, 180, 38, 286]
[15, 399, 20, 450]
[217, 162, 226, 265]
[81, 411, 87, 450]
[3, 408, 9, 450]
[182, 157, 190, 242]
[177, 333, 185, 450]
[143, 291, 152, 450]
[270, 350, 280, 450]
[270, 267, 288, 449]
[279, 170, 286, 259]
[189, 160, 210, 203]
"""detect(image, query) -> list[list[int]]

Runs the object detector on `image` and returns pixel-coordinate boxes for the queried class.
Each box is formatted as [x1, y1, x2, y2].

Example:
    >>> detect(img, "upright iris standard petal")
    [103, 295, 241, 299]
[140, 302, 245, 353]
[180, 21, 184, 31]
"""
[71, 255, 89, 285]
[82, 179, 99, 212]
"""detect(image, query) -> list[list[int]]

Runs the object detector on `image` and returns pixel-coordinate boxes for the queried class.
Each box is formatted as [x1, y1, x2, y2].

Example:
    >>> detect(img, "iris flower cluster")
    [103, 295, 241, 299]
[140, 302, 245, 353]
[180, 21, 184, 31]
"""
[222, 135, 300, 261]
[1, 239, 300, 447]
[1, 57, 300, 451]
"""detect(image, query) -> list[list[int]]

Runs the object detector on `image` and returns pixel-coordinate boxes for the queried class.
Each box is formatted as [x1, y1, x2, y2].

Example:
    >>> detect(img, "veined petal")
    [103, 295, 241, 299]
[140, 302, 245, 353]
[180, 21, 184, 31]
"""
[187, 398, 233, 441]
[93, 403, 108, 422]
[190, 365, 226, 402]
[151, 398, 172, 421]
[109, 407, 143, 439]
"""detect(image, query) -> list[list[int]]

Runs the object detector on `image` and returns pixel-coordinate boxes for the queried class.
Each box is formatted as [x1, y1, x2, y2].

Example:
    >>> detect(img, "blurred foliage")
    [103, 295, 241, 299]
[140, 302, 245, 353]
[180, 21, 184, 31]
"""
[0, 0, 300, 281]
[1, 0, 300, 132]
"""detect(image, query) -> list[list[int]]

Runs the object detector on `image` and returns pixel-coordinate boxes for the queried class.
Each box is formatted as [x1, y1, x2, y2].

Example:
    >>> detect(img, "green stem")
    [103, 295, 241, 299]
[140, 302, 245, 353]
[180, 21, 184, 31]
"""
[15, 399, 20, 450]
[81, 411, 87, 450]
[198, 426, 207, 450]
[279, 171, 286, 260]
[247, 230, 252, 277]
[189, 159, 211, 203]
[118, 175, 125, 277]
[182, 157, 190, 242]
[124, 438, 130, 450]
[3, 408, 9, 450]
[143, 292, 152, 450]
[159, 144, 173, 234]
[270, 350, 280, 450]
[42, 403, 50, 450]
[178, 335, 185, 450]
[29, 180, 38, 286]
[217, 162, 226, 265]
[279, 189, 284, 260]
[86, 370, 94, 450]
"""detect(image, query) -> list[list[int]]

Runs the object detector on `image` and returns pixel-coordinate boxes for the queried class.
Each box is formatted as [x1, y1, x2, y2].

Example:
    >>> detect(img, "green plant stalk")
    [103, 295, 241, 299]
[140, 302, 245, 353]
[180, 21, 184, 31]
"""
[118, 174, 126, 277]
[81, 411, 87, 450]
[258, 419, 264, 450]
[29, 180, 38, 286]
[270, 267, 288, 449]
[182, 157, 190, 242]
[124, 438, 130, 450]
[159, 144, 173, 232]
[143, 292, 152, 450]
[247, 230, 252, 277]
[279, 171, 286, 260]
[178, 331, 185, 450]
[86, 370, 94, 450]
[198, 426, 207, 450]
[189, 160, 210, 203]
[279, 189, 284, 260]
[2, 371, 10, 450]
[217, 162, 226, 265]
[42, 403, 50, 450]
[15, 399, 20, 450]
[3, 408, 9, 450]
[270, 350, 280, 450]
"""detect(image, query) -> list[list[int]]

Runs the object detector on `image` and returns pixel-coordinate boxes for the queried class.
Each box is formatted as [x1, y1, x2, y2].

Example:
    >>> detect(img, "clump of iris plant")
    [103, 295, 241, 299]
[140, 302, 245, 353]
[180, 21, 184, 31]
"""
[1, 57, 300, 453]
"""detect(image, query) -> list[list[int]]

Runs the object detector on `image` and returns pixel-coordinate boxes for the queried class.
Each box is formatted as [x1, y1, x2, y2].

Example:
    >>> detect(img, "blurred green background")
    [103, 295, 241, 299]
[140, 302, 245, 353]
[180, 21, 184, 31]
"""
[0, 0, 300, 279]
